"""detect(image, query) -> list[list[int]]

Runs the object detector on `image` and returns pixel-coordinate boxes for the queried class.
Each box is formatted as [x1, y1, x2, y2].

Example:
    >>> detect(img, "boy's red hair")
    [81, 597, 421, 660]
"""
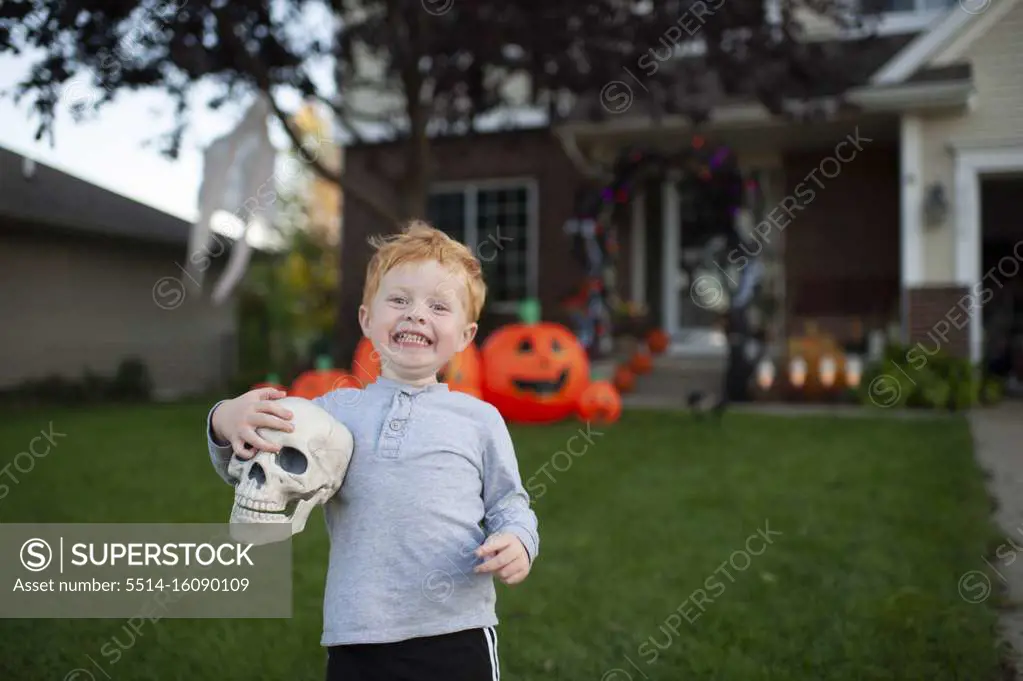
[362, 220, 487, 322]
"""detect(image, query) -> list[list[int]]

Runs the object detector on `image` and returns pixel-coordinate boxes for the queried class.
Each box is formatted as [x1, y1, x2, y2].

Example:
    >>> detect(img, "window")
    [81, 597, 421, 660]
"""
[426, 180, 537, 309]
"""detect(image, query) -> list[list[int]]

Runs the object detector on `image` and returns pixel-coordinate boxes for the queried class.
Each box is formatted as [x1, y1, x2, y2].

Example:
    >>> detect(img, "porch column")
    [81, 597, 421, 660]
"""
[630, 191, 646, 307]
[900, 114, 924, 345]
[661, 177, 680, 336]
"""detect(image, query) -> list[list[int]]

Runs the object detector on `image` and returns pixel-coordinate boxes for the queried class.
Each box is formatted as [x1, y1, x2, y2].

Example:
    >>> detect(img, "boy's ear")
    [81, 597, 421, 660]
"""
[458, 322, 478, 352]
[358, 305, 371, 337]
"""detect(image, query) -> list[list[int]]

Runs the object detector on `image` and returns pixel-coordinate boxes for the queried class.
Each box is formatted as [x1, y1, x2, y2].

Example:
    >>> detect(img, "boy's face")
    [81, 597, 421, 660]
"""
[358, 259, 478, 385]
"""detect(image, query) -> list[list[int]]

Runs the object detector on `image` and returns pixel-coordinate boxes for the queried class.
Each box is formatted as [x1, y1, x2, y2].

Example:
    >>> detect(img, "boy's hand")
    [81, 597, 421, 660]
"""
[474, 533, 531, 585]
[211, 388, 294, 458]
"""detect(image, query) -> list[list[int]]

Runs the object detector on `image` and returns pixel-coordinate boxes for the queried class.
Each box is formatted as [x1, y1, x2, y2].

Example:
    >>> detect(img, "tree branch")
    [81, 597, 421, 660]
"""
[202, 5, 398, 226]
[265, 91, 400, 226]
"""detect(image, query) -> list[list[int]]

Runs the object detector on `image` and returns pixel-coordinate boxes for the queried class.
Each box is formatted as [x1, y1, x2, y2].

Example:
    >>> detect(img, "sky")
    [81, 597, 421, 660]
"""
[0, 0, 342, 224]
[0, 27, 543, 228]
[0, 53, 257, 223]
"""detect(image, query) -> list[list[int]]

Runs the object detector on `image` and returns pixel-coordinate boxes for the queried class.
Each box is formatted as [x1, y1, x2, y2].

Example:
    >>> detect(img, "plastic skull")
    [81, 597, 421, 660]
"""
[227, 397, 353, 544]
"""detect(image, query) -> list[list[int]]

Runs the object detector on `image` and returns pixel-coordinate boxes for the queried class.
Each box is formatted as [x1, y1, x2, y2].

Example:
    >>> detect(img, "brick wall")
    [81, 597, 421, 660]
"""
[340, 128, 589, 355]
[905, 286, 971, 359]
[781, 144, 901, 338]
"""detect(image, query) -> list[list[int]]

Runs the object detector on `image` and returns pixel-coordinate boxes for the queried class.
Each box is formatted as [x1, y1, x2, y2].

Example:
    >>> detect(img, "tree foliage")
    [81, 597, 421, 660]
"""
[237, 184, 339, 386]
[1, 0, 880, 217]
[1, 0, 883, 365]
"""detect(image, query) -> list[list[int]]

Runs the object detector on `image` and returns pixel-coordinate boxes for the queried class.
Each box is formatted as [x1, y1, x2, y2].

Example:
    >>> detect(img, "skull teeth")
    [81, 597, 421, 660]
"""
[234, 495, 286, 514]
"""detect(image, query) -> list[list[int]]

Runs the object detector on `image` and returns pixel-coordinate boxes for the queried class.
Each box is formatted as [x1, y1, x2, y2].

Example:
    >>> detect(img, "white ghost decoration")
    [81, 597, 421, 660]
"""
[227, 397, 353, 544]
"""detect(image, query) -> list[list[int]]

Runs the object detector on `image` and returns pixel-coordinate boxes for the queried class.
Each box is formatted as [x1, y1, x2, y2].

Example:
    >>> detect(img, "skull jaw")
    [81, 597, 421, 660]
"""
[228, 490, 331, 545]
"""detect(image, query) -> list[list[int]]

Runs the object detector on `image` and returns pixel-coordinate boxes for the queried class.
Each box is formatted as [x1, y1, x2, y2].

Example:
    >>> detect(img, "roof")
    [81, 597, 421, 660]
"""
[869, 0, 1021, 84]
[0, 146, 195, 247]
[903, 62, 972, 83]
[562, 34, 918, 124]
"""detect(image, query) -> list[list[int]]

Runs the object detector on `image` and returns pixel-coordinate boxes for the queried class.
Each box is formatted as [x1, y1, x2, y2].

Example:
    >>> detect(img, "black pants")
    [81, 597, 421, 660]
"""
[326, 626, 499, 681]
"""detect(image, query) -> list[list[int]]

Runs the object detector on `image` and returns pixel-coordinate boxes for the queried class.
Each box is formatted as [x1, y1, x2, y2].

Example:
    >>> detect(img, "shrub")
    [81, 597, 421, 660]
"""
[859, 342, 991, 411]
[108, 357, 153, 401]
[0, 358, 153, 406]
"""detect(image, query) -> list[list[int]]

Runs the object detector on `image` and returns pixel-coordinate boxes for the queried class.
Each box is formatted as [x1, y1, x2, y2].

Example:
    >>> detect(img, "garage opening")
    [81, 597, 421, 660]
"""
[981, 174, 1023, 396]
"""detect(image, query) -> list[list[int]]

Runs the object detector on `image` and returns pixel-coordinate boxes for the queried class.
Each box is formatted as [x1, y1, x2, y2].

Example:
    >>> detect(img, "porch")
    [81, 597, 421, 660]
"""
[565, 112, 903, 368]
[559, 103, 1023, 404]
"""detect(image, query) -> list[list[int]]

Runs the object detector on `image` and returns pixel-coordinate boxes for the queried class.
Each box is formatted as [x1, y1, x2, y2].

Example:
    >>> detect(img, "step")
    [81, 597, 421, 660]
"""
[595, 351, 728, 402]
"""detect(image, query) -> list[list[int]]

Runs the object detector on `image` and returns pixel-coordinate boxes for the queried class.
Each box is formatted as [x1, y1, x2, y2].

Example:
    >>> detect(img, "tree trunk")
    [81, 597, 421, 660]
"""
[333, 17, 433, 371]
[334, 157, 431, 370]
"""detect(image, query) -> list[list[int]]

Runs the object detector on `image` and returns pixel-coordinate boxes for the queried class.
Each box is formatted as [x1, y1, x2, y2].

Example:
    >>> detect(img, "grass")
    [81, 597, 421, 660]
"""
[0, 400, 1006, 680]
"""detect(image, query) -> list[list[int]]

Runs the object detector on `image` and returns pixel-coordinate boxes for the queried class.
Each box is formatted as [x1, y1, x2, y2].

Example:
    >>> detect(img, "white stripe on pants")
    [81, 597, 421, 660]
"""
[483, 626, 499, 681]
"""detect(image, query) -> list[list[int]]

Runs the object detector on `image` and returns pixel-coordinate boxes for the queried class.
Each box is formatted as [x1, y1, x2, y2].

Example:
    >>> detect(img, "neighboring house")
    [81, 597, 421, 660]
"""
[0, 147, 239, 399]
[342, 0, 1023, 372]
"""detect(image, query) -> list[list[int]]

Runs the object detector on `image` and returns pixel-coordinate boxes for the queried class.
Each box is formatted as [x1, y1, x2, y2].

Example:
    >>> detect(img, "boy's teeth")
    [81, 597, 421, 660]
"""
[396, 332, 429, 346]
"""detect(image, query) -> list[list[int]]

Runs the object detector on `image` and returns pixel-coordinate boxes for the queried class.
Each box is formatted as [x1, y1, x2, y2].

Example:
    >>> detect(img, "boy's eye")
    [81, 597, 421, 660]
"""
[389, 296, 408, 305]
[432, 302, 450, 312]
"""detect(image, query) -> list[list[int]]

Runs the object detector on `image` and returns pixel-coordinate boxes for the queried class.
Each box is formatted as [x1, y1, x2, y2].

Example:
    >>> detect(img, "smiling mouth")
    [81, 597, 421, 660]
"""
[392, 331, 433, 347]
[512, 369, 569, 395]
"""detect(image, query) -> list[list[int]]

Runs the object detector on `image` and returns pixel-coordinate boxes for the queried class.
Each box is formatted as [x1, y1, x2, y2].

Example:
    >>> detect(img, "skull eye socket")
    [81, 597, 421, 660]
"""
[277, 446, 308, 475]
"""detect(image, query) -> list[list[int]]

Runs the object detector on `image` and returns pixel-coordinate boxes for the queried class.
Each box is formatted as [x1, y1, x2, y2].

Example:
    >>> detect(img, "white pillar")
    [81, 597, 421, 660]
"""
[899, 115, 924, 344]
[954, 151, 984, 365]
[661, 179, 680, 337]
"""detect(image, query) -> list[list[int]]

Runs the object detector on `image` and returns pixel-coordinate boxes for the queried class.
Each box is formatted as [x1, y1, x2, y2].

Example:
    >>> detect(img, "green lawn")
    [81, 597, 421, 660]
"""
[0, 401, 1006, 680]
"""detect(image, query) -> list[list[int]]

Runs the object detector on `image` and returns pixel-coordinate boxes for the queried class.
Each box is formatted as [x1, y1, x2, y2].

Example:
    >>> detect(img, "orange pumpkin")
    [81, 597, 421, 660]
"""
[252, 374, 286, 393]
[613, 365, 635, 393]
[631, 350, 653, 375]
[291, 356, 359, 400]
[577, 381, 622, 424]
[481, 322, 590, 423]
[647, 328, 669, 355]
[441, 343, 483, 399]
[351, 337, 381, 388]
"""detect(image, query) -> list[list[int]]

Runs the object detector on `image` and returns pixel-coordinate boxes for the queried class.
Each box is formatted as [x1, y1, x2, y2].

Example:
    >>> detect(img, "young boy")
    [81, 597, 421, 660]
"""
[206, 221, 539, 680]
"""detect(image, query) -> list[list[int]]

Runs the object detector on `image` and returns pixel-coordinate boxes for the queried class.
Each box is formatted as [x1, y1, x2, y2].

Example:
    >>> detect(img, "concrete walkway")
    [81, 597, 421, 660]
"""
[968, 403, 1023, 678]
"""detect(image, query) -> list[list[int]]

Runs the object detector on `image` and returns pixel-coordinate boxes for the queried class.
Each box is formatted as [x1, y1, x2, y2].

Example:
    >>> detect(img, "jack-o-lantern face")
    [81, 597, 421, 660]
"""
[440, 343, 482, 399]
[577, 381, 622, 424]
[481, 322, 590, 423]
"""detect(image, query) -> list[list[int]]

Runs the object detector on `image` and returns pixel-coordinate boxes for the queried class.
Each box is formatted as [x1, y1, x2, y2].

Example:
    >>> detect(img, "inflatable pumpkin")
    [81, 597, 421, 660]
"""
[351, 337, 381, 388]
[577, 381, 622, 424]
[441, 343, 483, 398]
[613, 365, 635, 393]
[291, 356, 359, 400]
[252, 373, 286, 393]
[647, 328, 669, 355]
[631, 350, 653, 375]
[481, 320, 590, 424]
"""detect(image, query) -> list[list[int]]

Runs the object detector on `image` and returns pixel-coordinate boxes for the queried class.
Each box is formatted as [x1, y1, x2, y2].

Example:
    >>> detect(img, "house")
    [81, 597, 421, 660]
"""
[0, 146, 240, 399]
[341, 0, 1023, 381]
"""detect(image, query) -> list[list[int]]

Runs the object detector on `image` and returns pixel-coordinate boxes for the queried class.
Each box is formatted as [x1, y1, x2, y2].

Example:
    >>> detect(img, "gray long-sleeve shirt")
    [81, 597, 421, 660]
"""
[206, 376, 539, 645]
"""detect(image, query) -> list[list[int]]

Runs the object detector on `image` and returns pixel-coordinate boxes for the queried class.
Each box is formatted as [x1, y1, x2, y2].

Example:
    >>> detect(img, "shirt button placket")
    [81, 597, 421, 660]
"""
[379, 392, 412, 459]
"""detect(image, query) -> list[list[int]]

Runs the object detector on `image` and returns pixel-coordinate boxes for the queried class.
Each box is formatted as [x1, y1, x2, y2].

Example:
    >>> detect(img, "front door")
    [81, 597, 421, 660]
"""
[662, 167, 748, 354]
